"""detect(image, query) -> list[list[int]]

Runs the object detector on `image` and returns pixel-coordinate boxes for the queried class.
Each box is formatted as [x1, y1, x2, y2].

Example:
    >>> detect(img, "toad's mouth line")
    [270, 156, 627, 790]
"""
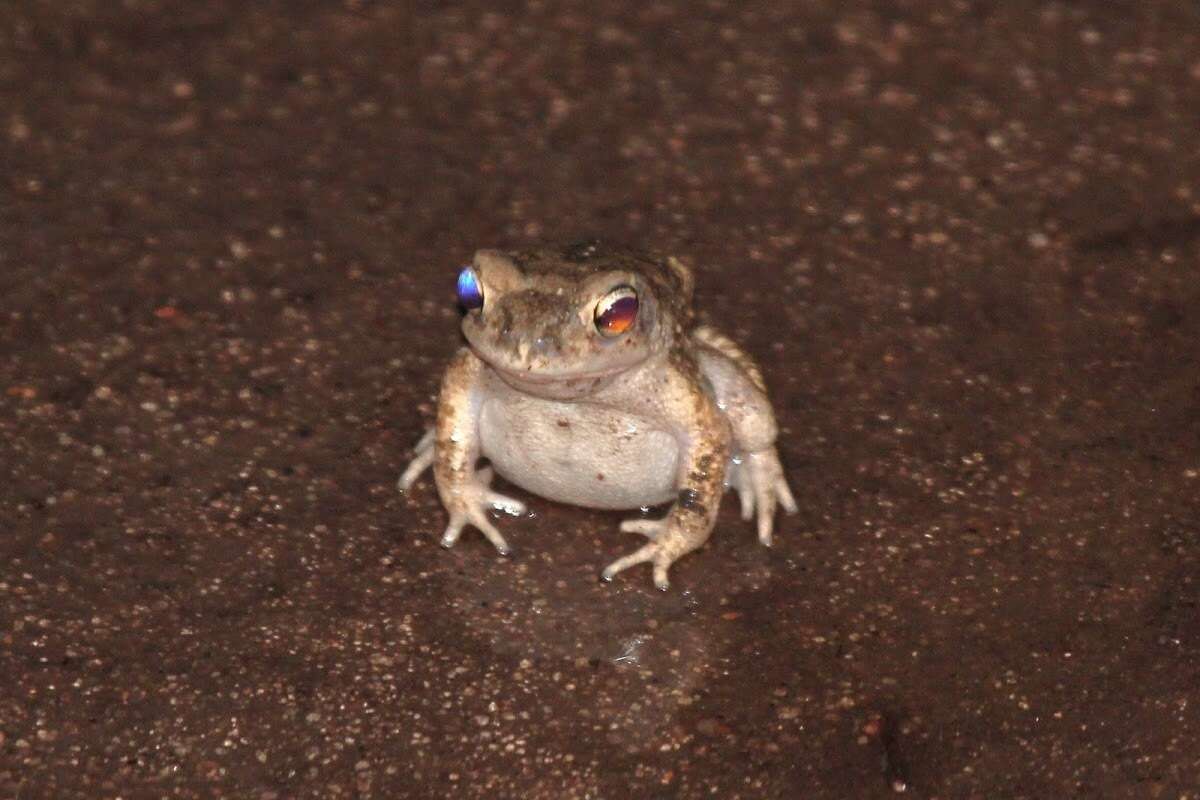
[484, 361, 627, 385]
[468, 347, 633, 385]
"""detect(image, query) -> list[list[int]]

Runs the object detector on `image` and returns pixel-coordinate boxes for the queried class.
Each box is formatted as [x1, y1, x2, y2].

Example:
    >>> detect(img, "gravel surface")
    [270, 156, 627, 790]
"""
[3, 1, 1199, 798]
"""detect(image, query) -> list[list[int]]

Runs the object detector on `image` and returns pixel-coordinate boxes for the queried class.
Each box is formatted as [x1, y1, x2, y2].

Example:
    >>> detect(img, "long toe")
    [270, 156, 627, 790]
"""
[469, 508, 512, 555]
[652, 560, 671, 591]
[440, 517, 467, 548]
[737, 483, 754, 520]
[755, 483, 777, 546]
[619, 519, 664, 539]
[398, 429, 437, 492]
[398, 448, 435, 492]
[601, 542, 659, 582]
[776, 478, 798, 514]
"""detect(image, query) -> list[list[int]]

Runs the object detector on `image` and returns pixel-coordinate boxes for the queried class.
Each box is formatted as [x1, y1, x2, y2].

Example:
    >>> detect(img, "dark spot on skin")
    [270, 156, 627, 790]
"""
[596, 473, 605, 481]
[688, 463, 717, 487]
[556, 419, 570, 428]
[677, 487, 705, 516]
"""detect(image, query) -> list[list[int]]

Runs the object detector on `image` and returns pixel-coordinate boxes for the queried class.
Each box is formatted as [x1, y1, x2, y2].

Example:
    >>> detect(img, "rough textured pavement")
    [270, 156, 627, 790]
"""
[3, 1, 1200, 798]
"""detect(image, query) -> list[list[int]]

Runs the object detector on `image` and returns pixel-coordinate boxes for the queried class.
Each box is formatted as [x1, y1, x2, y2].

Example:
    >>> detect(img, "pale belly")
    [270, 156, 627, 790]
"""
[478, 394, 680, 510]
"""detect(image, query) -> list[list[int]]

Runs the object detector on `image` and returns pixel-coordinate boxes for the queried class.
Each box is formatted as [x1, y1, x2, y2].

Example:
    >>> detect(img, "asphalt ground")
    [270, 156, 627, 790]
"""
[2, 2, 1199, 797]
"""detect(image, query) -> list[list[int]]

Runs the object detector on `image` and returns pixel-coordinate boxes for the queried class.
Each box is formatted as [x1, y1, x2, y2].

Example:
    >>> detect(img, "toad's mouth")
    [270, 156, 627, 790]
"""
[483, 360, 628, 386]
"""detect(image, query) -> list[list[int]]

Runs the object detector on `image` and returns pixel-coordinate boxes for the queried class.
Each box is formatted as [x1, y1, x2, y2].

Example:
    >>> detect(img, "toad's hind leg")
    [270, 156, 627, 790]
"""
[693, 326, 797, 545]
[692, 326, 768, 393]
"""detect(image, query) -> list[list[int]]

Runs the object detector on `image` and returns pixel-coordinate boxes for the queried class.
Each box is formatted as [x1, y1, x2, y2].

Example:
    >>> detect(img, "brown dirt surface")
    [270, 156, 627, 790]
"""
[3, 1, 1200, 798]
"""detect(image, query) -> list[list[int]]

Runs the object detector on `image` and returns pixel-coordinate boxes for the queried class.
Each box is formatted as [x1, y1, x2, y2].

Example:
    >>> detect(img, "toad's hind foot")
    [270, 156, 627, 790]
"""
[397, 428, 435, 492]
[730, 449, 797, 547]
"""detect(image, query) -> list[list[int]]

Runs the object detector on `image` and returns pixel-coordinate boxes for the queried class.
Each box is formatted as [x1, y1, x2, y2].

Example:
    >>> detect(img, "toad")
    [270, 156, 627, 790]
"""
[399, 241, 796, 589]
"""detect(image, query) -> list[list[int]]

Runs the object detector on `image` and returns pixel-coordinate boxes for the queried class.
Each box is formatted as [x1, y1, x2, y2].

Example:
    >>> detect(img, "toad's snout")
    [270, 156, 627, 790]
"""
[491, 291, 574, 364]
[504, 332, 562, 365]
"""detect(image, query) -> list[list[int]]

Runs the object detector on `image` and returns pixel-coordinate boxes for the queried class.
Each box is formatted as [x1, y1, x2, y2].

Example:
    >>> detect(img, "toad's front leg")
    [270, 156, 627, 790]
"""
[602, 379, 731, 590]
[432, 349, 525, 554]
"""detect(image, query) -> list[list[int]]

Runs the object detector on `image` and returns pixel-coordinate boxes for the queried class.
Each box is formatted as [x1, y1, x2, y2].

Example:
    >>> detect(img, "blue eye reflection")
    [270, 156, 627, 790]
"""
[456, 267, 484, 309]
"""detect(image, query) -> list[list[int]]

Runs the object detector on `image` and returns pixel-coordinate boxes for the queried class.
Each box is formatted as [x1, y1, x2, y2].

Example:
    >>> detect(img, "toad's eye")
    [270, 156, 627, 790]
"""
[595, 286, 638, 337]
[456, 267, 484, 310]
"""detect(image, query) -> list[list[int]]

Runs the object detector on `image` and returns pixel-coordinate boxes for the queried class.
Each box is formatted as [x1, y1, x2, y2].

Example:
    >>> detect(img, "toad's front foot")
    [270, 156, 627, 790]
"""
[602, 516, 705, 591]
[439, 466, 526, 555]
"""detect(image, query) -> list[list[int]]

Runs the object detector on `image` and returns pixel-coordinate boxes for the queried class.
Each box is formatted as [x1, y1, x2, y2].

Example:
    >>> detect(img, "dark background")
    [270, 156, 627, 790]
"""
[2, 1, 1199, 797]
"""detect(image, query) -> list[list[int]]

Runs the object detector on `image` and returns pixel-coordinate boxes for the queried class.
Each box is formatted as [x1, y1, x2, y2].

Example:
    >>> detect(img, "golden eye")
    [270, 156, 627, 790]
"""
[594, 286, 638, 337]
